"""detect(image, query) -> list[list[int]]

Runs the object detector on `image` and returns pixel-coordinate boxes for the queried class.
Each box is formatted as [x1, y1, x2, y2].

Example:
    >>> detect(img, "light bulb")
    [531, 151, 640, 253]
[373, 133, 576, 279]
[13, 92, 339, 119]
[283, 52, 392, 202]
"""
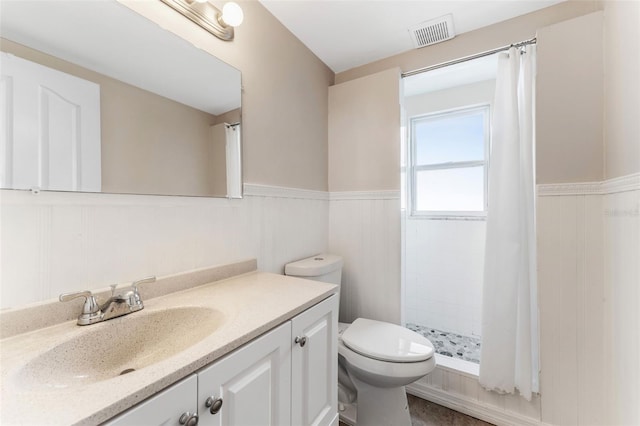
[221, 2, 243, 27]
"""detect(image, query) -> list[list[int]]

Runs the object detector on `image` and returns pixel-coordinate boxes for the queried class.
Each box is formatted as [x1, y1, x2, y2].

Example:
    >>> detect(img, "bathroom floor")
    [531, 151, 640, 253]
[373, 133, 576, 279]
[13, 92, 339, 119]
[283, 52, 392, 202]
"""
[339, 394, 494, 426]
[406, 323, 481, 364]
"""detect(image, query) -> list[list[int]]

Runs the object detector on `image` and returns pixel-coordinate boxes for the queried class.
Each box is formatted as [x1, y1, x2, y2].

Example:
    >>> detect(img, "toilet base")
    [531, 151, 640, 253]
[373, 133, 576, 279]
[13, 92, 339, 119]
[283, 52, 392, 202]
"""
[348, 376, 411, 426]
[338, 400, 357, 425]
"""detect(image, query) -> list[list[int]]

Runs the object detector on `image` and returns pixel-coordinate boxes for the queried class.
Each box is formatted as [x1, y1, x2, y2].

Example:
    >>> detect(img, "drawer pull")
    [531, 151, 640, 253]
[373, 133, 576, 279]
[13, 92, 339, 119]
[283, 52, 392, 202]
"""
[179, 412, 199, 426]
[205, 396, 224, 415]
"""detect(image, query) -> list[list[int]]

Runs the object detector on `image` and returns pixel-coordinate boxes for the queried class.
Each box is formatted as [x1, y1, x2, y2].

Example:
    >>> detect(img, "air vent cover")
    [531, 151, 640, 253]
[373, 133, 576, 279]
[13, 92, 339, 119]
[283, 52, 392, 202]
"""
[409, 14, 455, 49]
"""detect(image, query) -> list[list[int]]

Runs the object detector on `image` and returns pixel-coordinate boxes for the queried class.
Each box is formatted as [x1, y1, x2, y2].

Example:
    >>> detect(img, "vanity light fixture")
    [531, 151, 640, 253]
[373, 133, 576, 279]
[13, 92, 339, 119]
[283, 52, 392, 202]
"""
[160, 0, 244, 41]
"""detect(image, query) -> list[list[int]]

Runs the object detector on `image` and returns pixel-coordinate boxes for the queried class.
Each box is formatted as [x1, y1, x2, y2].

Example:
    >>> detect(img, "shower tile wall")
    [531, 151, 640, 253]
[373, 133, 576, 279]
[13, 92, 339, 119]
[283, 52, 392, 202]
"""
[404, 218, 485, 338]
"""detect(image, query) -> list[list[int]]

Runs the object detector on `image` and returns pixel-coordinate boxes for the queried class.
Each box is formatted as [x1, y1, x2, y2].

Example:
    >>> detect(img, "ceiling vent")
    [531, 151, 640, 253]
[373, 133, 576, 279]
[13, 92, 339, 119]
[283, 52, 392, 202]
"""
[409, 14, 455, 49]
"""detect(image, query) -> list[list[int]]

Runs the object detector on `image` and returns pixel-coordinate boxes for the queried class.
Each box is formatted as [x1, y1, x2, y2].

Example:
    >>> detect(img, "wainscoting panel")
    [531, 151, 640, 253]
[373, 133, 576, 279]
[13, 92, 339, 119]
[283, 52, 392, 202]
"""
[537, 194, 605, 426]
[328, 191, 401, 324]
[0, 185, 329, 309]
[604, 187, 640, 425]
[408, 367, 544, 426]
[245, 185, 330, 274]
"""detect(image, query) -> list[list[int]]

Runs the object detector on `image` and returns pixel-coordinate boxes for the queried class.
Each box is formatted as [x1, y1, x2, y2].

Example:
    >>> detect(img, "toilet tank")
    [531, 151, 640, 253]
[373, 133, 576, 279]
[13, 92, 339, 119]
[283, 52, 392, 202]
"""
[285, 254, 343, 285]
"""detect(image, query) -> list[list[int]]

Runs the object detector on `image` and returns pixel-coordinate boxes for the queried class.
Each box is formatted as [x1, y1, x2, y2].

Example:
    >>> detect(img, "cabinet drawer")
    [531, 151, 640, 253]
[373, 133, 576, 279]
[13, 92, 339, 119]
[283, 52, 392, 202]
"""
[105, 375, 197, 426]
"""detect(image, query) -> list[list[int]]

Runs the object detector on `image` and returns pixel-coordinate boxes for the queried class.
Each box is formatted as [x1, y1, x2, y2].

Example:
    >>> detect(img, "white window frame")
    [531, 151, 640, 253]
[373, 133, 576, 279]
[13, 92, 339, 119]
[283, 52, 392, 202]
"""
[409, 104, 490, 219]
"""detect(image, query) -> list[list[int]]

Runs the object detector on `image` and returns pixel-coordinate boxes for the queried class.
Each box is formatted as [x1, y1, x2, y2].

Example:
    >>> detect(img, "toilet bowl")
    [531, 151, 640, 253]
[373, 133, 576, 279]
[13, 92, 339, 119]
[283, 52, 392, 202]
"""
[285, 254, 436, 426]
[337, 318, 435, 425]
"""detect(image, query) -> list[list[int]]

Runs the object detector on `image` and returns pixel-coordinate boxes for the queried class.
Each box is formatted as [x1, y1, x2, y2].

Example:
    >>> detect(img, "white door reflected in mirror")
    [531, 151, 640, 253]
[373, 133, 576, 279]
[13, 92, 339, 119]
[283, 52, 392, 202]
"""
[1, 53, 101, 192]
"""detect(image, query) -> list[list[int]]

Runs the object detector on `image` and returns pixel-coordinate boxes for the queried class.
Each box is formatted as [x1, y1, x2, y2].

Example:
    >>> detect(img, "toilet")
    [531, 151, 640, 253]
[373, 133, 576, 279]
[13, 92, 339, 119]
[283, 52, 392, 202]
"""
[285, 254, 436, 426]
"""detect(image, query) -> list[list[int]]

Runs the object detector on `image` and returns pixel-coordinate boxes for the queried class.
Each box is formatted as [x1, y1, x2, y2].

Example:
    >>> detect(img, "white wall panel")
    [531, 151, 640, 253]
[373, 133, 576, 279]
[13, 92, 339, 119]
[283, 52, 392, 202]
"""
[604, 188, 640, 425]
[537, 195, 582, 425]
[521, 191, 605, 426]
[2, 176, 637, 426]
[328, 192, 401, 324]
[0, 185, 328, 309]
[577, 195, 606, 425]
[408, 366, 543, 426]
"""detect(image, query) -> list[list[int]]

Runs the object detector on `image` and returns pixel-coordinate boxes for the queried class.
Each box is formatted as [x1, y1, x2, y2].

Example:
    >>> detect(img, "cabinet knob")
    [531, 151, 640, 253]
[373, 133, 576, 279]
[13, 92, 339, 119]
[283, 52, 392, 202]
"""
[295, 336, 307, 347]
[179, 412, 199, 426]
[205, 396, 224, 415]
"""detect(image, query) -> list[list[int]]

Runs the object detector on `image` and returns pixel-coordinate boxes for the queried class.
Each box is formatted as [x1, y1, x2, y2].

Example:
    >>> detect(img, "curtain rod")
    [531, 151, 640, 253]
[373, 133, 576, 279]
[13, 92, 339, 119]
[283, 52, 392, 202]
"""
[401, 37, 537, 79]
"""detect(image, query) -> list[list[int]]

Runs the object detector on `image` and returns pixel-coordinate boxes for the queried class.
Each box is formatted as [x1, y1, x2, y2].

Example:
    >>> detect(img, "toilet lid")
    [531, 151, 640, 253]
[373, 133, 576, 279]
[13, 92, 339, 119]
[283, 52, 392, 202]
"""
[341, 318, 434, 363]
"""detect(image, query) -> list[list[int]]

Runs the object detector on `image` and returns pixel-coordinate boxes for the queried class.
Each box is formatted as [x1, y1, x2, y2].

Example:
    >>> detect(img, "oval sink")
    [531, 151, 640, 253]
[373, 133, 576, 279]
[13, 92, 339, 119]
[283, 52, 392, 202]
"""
[17, 307, 223, 389]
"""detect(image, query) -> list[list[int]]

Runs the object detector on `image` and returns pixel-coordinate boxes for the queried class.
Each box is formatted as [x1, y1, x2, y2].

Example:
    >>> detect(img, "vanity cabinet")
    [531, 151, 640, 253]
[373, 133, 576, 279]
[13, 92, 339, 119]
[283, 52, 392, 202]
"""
[107, 294, 338, 426]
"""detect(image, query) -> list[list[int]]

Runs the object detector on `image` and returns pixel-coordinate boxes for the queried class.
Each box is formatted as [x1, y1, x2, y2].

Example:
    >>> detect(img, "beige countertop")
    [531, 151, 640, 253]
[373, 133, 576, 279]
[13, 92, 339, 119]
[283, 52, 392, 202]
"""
[0, 271, 337, 425]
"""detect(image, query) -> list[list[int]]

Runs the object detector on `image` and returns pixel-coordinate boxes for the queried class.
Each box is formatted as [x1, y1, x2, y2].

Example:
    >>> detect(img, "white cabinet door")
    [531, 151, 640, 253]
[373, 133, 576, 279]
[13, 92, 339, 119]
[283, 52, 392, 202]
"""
[291, 294, 339, 426]
[105, 375, 198, 426]
[198, 322, 292, 426]
[0, 52, 101, 192]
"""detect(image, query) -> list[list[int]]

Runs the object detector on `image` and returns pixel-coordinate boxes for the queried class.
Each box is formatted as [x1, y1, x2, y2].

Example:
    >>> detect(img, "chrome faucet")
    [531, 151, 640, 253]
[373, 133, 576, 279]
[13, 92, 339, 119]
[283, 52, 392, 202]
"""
[60, 276, 156, 325]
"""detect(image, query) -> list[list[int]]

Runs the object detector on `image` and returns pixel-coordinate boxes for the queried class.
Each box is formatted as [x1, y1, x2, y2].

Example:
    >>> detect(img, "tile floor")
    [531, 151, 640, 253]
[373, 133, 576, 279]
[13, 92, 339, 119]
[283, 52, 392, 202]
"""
[339, 394, 494, 426]
[406, 323, 482, 364]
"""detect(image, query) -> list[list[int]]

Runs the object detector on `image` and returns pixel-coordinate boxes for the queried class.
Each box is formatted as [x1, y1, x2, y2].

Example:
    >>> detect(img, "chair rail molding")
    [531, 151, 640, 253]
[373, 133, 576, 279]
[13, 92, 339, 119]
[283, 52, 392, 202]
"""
[537, 172, 640, 197]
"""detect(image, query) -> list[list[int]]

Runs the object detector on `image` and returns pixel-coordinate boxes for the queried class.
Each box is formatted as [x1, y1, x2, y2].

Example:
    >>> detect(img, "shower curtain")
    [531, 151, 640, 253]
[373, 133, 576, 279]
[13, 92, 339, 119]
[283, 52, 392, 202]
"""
[479, 46, 539, 400]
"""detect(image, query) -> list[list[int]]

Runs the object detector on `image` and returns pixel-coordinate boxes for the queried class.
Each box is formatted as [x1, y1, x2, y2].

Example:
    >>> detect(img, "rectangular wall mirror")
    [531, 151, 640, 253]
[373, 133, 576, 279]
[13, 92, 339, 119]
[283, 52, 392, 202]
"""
[0, 0, 242, 198]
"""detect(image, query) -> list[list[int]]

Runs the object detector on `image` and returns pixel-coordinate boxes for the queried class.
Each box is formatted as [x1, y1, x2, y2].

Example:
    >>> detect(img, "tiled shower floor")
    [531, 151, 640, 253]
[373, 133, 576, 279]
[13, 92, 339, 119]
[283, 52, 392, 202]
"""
[406, 323, 481, 364]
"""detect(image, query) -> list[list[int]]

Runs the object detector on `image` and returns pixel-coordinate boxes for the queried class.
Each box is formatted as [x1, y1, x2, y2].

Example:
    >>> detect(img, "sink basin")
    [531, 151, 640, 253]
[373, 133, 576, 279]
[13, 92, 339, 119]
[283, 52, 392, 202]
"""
[16, 307, 224, 389]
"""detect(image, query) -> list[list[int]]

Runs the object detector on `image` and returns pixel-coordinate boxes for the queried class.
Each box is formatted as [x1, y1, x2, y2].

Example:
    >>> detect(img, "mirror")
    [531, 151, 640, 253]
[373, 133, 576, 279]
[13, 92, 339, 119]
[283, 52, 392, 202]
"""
[0, 0, 242, 198]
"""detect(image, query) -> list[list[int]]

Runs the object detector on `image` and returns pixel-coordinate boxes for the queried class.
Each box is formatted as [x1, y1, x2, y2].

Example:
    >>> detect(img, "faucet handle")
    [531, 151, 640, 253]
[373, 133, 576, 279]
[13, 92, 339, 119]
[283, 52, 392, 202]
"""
[59, 290, 98, 310]
[59, 290, 103, 325]
[127, 276, 155, 310]
[131, 276, 156, 291]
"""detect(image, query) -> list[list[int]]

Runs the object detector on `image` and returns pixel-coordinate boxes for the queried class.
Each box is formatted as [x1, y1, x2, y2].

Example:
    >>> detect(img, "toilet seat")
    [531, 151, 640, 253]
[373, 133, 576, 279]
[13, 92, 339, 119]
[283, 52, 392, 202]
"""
[338, 340, 436, 388]
[341, 318, 434, 363]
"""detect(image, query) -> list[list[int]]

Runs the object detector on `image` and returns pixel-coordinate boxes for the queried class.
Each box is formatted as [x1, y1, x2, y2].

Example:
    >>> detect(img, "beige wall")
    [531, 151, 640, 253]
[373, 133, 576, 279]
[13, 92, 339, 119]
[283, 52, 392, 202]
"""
[328, 68, 401, 191]
[1, 38, 225, 197]
[334, 2, 605, 186]
[102, 80, 219, 196]
[603, 0, 640, 178]
[121, 0, 334, 191]
[536, 11, 604, 184]
[214, 108, 241, 125]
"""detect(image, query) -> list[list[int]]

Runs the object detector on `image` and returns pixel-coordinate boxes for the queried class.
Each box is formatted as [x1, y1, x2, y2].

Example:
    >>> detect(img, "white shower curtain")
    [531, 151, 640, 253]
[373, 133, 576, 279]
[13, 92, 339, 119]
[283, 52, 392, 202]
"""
[479, 46, 539, 400]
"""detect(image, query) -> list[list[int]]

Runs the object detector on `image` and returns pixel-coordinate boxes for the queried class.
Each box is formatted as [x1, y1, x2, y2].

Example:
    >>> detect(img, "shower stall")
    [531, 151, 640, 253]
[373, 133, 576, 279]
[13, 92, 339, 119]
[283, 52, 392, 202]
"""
[401, 53, 499, 372]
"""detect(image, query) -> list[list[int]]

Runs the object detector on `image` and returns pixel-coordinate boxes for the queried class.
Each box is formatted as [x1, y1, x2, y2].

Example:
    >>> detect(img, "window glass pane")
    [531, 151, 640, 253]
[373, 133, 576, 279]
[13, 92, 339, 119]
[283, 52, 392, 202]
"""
[415, 166, 484, 212]
[414, 110, 485, 165]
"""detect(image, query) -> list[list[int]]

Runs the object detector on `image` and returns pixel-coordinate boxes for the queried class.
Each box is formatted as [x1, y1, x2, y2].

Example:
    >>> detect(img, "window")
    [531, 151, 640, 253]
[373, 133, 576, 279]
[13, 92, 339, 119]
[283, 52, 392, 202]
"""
[409, 105, 489, 217]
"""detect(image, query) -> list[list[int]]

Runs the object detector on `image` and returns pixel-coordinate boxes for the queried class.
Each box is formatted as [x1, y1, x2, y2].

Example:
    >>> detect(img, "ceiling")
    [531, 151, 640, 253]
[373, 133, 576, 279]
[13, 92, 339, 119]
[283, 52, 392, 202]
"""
[259, 0, 565, 73]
